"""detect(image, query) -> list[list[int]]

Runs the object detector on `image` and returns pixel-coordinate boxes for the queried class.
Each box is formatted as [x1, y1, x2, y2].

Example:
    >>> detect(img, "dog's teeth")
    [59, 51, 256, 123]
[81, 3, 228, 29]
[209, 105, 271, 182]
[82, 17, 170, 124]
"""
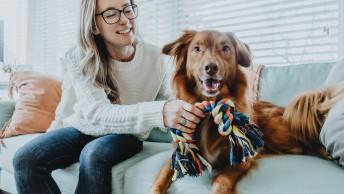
[203, 81, 209, 89]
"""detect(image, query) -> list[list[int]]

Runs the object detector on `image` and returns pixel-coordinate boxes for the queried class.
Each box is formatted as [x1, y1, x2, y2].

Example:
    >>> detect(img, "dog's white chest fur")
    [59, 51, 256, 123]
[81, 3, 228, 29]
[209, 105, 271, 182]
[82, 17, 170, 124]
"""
[199, 124, 222, 165]
[202, 148, 221, 166]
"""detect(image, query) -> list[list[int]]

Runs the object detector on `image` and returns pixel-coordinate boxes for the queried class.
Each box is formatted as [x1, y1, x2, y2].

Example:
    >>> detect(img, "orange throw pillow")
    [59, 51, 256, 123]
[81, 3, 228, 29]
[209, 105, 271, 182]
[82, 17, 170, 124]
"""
[0, 71, 62, 139]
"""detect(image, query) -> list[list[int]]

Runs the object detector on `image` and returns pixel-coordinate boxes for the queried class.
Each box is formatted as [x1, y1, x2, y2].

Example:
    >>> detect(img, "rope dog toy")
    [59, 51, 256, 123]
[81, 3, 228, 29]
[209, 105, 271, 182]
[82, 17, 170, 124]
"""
[170, 99, 264, 181]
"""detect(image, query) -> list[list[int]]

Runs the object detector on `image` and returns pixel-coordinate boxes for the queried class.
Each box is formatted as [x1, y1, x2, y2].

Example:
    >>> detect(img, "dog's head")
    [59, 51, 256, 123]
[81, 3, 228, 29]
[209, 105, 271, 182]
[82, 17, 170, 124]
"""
[163, 30, 251, 102]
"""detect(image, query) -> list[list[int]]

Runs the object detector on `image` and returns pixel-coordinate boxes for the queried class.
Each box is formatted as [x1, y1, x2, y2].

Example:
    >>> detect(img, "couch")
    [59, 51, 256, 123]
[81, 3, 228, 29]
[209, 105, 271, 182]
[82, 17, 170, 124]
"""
[1, 62, 344, 194]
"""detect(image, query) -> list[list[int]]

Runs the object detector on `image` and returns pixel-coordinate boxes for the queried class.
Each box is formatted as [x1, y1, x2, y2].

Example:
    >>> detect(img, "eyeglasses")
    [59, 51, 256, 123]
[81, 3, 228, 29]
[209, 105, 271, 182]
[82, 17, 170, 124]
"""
[95, 4, 138, 25]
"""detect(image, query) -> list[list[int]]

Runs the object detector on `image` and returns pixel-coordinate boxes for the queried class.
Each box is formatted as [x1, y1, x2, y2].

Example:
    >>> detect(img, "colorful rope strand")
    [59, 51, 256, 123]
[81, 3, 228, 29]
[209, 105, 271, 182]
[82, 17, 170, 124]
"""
[169, 99, 264, 181]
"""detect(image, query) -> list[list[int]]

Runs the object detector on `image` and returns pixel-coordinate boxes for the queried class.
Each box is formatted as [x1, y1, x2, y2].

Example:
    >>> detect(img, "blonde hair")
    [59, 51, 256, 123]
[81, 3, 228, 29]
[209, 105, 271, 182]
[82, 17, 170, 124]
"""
[69, 0, 137, 104]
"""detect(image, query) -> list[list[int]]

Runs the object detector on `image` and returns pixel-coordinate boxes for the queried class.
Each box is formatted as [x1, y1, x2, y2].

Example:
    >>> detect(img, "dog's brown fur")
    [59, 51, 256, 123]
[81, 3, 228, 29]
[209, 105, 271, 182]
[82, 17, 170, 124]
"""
[150, 30, 344, 194]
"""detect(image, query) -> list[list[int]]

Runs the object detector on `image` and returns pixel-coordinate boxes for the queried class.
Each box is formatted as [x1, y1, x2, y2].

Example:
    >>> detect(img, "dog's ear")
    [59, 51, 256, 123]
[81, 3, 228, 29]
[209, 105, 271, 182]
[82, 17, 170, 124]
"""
[162, 30, 197, 57]
[162, 30, 197, 98]
[225, 32, 251, 67]
[237, 42, 251, 67]
[162, 30, 197, 77]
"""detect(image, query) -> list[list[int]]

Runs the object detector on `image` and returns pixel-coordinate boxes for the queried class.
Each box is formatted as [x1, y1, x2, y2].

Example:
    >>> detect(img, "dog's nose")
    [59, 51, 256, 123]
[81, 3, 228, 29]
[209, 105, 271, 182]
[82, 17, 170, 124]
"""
[204, 62, 218, 75]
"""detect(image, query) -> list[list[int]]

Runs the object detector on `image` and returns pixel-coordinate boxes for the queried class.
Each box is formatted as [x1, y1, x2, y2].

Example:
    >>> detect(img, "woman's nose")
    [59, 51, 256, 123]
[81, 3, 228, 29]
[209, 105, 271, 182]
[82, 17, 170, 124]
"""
[118, 12, 129, 25]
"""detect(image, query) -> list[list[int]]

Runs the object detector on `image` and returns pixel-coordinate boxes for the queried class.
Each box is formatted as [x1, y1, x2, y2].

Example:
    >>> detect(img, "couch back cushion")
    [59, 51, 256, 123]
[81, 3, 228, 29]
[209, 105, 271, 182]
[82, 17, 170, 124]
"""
[0, 100, 16, 130]
[0, 71, 62, 139]
[147, 128, 172, 143]
[258, 62, 334, 107]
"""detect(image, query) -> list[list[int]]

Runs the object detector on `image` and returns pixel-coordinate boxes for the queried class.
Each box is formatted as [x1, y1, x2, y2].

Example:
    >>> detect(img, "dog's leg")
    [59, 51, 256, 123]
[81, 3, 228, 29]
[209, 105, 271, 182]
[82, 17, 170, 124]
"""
[150, 143, 177, 194]
[149, 157, 174, 194]
[211, 158, 256, 194]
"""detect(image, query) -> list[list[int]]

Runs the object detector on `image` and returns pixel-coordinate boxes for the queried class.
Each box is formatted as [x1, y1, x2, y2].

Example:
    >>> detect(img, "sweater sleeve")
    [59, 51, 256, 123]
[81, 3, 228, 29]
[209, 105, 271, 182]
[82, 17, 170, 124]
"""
[66, 58, 166, 135]
[155, 54, 176, 102]
[153, 54, 175, 133]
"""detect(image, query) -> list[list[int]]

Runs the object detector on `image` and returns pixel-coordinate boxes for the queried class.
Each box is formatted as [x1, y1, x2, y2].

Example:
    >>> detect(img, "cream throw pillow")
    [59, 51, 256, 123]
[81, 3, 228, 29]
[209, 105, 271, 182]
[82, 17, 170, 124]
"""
[0, 71, 62, 139]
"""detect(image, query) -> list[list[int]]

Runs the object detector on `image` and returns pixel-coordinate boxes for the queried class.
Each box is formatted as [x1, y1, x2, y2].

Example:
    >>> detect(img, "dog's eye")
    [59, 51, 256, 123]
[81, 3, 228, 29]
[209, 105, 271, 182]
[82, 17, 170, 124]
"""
[194, 46, 201, 53]
[222, 45, 230, 52]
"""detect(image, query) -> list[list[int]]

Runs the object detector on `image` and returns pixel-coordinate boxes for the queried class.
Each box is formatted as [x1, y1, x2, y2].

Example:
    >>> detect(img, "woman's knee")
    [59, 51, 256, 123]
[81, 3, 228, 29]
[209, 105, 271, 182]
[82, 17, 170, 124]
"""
[80, 137, 119, 169]
[79, 141, 104, 166]
[13, 144, 36, 173]
[13, 127, 81, 172]
[79, 135, 142, 167]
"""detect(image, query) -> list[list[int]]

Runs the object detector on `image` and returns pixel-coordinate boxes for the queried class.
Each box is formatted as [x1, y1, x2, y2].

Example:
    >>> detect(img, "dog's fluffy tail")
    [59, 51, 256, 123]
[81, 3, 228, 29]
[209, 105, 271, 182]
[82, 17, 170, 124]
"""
[284, 82, 344, 147]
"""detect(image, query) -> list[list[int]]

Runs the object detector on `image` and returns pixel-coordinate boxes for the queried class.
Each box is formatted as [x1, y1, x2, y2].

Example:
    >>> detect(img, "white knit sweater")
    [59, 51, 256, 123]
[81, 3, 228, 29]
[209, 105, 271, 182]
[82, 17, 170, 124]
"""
[63, 41, 173, 140]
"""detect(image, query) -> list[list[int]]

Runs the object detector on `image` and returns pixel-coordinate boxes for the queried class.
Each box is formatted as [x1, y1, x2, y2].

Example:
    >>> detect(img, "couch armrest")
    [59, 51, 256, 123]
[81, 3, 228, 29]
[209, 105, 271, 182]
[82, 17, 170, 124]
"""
[0, 100, 16, 130]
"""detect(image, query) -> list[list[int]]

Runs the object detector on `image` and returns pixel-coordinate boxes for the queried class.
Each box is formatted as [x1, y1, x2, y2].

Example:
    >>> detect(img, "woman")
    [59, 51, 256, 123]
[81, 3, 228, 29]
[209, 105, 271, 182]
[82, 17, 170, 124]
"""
[12, 0, 205, 193]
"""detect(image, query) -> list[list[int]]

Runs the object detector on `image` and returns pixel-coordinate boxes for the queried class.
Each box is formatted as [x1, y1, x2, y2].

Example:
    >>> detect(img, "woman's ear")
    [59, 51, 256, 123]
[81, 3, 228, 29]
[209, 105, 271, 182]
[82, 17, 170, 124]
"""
[93, 28, 100, 35]
[93, 24, 101, 35]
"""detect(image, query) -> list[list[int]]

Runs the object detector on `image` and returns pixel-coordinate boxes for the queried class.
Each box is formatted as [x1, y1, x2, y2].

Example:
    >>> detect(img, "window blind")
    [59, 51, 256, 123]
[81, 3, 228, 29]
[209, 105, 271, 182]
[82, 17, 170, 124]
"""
[136, 0, 343, 66]
[0, 20, 3, 62]
[2, 0, 343, 77]
[25, 0, 80, 75]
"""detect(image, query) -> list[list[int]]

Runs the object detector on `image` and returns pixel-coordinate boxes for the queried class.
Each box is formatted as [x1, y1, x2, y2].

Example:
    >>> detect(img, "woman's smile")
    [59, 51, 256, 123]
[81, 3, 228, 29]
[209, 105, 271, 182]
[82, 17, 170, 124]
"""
[117, 27, 131, 34]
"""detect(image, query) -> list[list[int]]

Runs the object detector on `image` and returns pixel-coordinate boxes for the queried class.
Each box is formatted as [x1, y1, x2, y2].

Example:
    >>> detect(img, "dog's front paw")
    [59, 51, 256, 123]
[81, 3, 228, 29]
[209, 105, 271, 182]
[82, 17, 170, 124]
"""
[211, 184, 238, 194]
[149, 187, 164, 194]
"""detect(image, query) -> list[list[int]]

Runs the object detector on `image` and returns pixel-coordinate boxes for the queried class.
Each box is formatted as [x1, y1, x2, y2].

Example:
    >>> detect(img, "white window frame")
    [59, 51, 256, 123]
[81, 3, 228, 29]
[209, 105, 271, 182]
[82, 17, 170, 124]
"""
[339, 0, 344, 59]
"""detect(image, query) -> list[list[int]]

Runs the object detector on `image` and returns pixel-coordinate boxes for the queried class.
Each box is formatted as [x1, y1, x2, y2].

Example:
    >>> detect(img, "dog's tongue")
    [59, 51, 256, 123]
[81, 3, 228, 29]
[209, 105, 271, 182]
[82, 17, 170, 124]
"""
[204, 78, 219, 90]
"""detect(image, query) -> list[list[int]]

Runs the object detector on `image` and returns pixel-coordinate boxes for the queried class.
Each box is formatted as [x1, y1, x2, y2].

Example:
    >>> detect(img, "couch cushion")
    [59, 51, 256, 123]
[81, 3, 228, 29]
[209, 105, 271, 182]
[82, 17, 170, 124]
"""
[258, 63, 334, 107]
[0, 169, 17, 194]
[0, 100, 16, 130]
[124, 151, 344, 194]
[0, 133, 42, 172]
[147, 128, 172, 143]
[0, 133, 172, 194]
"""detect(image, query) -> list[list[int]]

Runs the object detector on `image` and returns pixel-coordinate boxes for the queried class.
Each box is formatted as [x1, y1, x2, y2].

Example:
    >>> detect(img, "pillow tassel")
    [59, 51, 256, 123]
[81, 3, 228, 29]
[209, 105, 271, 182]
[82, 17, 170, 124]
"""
[8, 73, 15, 99]
[0, 119, 12, 147]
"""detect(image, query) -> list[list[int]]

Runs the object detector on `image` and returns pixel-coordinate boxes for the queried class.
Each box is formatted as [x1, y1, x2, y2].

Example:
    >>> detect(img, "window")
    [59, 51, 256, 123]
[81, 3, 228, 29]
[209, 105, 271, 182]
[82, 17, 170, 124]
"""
[0, 20, 3, 62]
[25, 0, 80, 74]
[136, 0, 344, 66]
[0, 0, 22, 81]
[0, 0, 79, 80]
[0, 0, 343, 82]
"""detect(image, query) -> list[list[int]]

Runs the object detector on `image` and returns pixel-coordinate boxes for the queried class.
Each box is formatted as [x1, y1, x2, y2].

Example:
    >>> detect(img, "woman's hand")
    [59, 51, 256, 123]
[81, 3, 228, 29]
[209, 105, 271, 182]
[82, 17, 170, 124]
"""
[163, 100, 206, 133]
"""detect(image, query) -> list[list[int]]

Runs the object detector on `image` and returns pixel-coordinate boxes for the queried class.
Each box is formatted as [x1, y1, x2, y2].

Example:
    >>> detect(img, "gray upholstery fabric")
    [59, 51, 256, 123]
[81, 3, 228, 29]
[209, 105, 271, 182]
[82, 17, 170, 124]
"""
[258, 63, 334, 107]
[0, 100, 16, 130]
[124, 151, 344, 194]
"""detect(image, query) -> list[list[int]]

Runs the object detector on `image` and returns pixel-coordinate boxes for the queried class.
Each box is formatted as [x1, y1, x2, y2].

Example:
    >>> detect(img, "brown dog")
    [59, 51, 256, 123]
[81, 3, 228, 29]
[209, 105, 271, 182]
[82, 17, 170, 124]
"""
[150, 30, 344, 194]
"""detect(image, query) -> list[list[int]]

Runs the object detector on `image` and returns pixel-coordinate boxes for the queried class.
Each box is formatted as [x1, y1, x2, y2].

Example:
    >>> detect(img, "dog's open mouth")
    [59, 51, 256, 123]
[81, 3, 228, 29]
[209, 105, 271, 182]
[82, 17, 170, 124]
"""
[198, 77, 222, 96]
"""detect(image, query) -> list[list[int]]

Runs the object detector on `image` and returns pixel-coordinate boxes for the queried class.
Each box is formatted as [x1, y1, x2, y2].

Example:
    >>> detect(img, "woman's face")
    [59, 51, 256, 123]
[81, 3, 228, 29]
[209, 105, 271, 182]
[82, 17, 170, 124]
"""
[94, 0, 136, 48]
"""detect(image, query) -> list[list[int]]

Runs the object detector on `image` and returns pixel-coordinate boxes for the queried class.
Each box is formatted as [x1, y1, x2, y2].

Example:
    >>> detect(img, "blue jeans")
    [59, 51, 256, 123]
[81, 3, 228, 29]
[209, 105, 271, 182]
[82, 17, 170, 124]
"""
[13, 127, 143, 194]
